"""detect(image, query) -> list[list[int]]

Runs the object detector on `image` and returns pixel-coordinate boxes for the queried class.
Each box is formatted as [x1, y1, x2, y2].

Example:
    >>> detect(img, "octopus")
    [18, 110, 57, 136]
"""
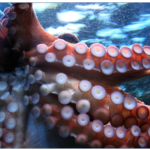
[1, 3, 150, 148]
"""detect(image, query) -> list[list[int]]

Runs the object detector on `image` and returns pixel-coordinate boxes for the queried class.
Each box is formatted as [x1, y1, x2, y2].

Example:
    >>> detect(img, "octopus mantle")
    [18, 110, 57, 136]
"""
[0, 3, 150, 148]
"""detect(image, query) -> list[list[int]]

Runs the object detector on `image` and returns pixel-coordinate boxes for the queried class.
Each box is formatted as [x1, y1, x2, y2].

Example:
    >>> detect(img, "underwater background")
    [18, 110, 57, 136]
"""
[1, 3, 150, 105]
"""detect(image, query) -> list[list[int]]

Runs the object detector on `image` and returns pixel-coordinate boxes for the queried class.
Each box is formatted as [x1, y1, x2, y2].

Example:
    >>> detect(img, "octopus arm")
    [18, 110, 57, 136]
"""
[1, 3, 150, 148]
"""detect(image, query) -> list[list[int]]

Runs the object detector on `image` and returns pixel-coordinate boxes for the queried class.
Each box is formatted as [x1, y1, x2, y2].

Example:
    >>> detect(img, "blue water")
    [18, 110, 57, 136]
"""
[1, 3, 150, 48]
[1, 3, 150, 104]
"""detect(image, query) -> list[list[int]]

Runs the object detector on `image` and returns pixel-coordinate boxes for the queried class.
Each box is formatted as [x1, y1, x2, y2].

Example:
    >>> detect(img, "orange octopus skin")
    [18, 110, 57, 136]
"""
[1, 3, 150, 148]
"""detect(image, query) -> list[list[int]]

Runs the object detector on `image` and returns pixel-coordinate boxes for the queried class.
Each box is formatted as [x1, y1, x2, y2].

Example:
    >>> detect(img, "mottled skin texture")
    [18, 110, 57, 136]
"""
[1, 3, 150, 148]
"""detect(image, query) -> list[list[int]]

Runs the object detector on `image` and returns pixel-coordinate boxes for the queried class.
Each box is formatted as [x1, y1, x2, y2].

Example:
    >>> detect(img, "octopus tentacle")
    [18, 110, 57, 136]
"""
[1, 3, 57, 52]
[57, 33, 79, 44]
[1, 2, 150, 148]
